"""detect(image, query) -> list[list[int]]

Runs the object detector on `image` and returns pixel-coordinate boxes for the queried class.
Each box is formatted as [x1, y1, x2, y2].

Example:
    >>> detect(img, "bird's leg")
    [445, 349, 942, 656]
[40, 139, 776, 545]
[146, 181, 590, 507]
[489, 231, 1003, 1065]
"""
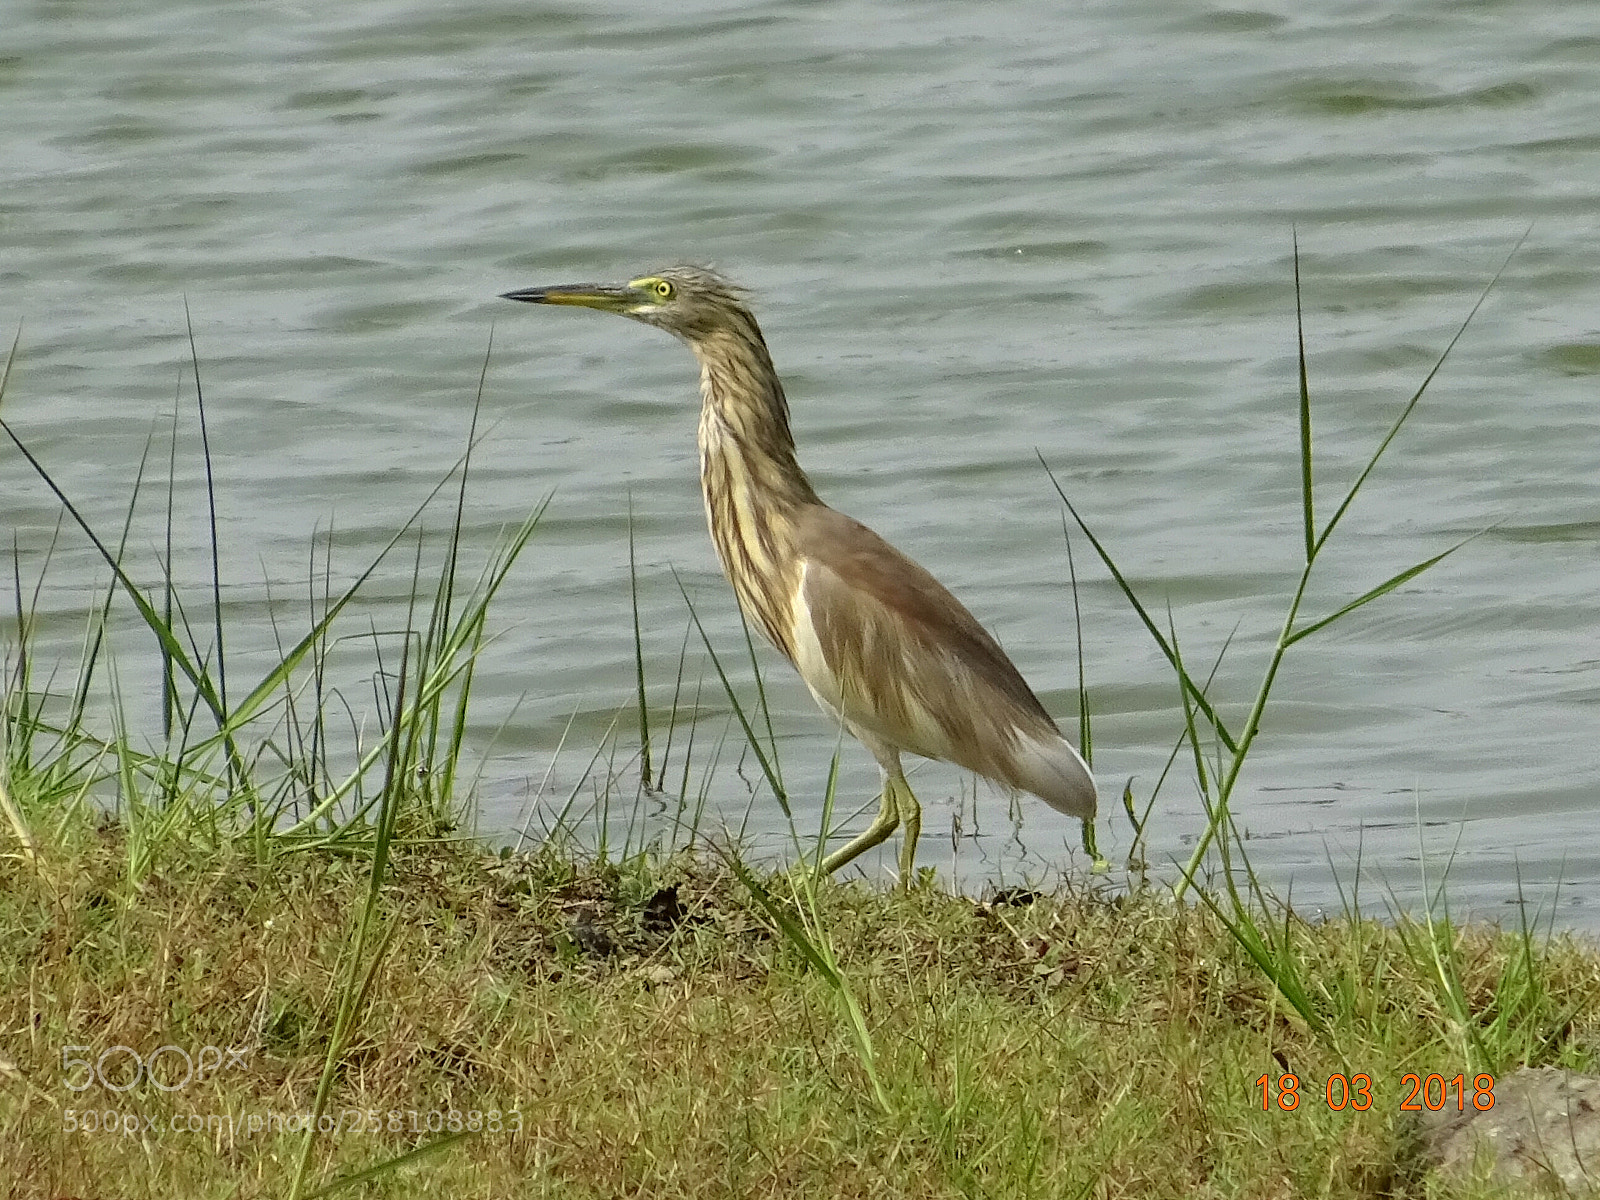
[818, 769, 900, 877]
[891, 765, 922, 886]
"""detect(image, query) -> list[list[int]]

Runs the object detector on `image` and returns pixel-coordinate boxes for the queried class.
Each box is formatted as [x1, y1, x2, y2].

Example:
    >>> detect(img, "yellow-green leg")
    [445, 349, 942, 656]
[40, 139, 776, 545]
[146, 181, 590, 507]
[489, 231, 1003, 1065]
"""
[894, 768, 922, 884]
[819, 774, 899, 876]
[819, 748, 922, 885]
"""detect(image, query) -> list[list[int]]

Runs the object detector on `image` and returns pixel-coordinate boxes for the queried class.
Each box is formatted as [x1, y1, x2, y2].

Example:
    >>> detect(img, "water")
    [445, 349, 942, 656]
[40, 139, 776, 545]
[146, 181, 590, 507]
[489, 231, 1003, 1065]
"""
[3, 0, 1597, 925]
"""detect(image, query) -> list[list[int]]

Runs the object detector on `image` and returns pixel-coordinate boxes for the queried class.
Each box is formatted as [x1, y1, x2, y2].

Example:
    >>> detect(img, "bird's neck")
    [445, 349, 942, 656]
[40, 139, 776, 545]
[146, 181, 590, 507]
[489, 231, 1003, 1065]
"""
[692, 326, 817, 510]
[691, 321, 821, 658]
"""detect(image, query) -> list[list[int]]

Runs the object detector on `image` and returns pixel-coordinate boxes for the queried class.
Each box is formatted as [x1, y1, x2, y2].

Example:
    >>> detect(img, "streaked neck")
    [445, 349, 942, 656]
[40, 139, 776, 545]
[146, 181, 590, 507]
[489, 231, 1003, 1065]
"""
[690, 318, 820, 658]
[692, 321, 820, 518]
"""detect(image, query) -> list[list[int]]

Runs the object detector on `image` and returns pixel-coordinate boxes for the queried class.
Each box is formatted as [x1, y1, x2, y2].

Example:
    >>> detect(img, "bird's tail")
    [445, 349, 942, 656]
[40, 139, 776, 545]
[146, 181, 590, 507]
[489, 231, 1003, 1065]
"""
[1010, 731, 1098, 819]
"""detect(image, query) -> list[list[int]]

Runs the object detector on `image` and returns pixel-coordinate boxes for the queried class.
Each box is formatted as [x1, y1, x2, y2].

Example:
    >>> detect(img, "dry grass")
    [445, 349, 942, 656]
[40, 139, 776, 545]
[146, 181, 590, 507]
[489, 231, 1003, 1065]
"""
[3, 821, 1597, 1199]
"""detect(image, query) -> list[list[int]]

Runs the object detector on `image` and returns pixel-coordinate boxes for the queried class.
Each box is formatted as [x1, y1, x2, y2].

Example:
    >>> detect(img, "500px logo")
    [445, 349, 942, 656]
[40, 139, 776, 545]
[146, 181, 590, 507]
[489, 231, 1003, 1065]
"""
[60, 1044, 252, 1092]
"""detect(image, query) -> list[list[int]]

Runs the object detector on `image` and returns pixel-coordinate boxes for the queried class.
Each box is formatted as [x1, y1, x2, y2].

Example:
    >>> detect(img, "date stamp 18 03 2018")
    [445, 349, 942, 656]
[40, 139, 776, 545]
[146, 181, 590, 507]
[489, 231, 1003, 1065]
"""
[1257, 1072, 1495, 1113]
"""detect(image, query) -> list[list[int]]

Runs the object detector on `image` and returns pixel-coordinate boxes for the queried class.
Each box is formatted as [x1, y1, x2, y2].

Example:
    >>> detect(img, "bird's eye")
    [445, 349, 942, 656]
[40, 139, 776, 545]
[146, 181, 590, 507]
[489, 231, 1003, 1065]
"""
[654, 280, 674, 299]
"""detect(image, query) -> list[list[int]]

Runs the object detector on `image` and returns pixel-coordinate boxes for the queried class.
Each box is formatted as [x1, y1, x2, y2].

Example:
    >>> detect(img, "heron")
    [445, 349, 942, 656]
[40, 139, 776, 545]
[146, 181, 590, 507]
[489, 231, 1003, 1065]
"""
[502, 266, 1097, 880]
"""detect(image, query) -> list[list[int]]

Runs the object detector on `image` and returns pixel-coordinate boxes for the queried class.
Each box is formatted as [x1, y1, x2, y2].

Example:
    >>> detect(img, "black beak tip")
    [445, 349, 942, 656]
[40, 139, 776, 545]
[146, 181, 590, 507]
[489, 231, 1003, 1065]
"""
[501, 288, 543, 303]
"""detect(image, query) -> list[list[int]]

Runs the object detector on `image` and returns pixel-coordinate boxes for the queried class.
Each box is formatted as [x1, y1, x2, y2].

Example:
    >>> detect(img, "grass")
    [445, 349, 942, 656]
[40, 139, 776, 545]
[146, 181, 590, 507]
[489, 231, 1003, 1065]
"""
[3, 243, 1597, 1196]
[1038, 232, 1531, 1043]
[5, 819, 1599, 1198]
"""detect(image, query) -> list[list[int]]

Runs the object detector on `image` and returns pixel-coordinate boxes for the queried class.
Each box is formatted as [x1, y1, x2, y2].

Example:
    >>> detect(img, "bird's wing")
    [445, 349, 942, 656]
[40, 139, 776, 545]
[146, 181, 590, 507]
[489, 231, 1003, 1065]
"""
[791, 504, 1059, 773]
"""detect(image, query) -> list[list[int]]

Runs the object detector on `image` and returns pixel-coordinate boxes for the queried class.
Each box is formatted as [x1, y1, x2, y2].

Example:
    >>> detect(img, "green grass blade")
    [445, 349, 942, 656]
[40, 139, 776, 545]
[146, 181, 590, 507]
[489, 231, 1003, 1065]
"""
[1312, 231, 1526, 557]
[420, 348, 491, 804]
[720, 851, 891, 1114]
[274, 500, 545, 842]
[1168, 610, 1215, 818]
[673, 570, 790, 816]
[1190, 883, 1327, 1036]
[1060, 518, 1091, 767]
[64, 422, 156, 742]
[162, 388, 179, 740]
[1293, 229, 1314, 564]
[627, 495, 652, 788]
[220, 450, 503, 735]
[1286, 530, 1485, 647]
[1039, 454, 1238, 755]
[289, 539, 426, 1200]
[0, 324, 18, 412]
[657, 623, 693, 796]
[1168, 610, 1235, 905]
[299, 1132, 474, 1200]
[184, 299, 230, 724]
[2, 417, 228, 727]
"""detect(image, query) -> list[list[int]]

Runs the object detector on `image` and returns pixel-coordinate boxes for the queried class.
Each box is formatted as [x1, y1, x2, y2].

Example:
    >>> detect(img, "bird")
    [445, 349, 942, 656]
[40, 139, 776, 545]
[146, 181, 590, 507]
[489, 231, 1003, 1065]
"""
[502, 266, 1097, 881]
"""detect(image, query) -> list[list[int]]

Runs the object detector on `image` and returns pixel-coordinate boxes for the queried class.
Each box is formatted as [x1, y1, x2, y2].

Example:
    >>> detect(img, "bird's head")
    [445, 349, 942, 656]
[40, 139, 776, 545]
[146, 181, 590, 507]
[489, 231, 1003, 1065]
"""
[501, 265, 751, 344]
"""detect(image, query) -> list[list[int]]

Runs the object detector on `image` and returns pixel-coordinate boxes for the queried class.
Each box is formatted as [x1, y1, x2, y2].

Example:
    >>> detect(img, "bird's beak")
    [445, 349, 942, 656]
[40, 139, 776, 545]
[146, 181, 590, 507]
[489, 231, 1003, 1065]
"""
[500, 283, 634, 312]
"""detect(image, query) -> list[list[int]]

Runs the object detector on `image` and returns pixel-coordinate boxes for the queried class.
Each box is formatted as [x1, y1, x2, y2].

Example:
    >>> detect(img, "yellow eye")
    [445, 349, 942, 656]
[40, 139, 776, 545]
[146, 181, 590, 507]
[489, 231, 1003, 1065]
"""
[653, 279, 674, 299]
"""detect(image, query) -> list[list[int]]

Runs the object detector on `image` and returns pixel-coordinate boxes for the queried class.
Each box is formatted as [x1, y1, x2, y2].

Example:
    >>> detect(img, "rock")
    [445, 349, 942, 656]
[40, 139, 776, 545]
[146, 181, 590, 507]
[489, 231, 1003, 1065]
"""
[1416, 1066, 1600, 1192]
[640, 963, 678, 986]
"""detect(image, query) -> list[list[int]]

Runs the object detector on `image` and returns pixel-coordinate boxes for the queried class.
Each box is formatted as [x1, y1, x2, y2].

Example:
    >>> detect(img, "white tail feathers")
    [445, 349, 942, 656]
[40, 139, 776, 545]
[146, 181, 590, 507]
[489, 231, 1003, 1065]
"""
[1010, 732, 1098, 819]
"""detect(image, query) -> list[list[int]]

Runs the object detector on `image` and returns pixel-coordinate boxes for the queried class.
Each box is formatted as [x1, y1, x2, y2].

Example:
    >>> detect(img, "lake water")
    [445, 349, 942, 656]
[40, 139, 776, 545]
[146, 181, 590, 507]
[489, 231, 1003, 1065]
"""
[4, 0, 1597, 925]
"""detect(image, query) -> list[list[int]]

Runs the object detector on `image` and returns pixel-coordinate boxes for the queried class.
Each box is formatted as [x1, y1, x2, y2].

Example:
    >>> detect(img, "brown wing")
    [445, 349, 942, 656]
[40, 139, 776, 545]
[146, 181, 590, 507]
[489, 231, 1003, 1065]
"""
[793, 504, 1060, 774]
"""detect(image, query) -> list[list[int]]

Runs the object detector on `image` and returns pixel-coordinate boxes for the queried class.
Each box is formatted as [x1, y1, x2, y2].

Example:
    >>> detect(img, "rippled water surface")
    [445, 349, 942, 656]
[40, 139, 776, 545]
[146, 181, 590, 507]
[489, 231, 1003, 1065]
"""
[4, 0, 1598, 922]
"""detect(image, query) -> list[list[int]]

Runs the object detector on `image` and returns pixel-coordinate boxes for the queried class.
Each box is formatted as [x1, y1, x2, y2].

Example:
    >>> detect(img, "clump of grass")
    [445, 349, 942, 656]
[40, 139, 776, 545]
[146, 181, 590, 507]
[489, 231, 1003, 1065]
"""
[1, 324, 546, 1193]
[1039, 233, 1531, 1048]
[4, 818, 1597, 1197]
[2, 329, 541, 862]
